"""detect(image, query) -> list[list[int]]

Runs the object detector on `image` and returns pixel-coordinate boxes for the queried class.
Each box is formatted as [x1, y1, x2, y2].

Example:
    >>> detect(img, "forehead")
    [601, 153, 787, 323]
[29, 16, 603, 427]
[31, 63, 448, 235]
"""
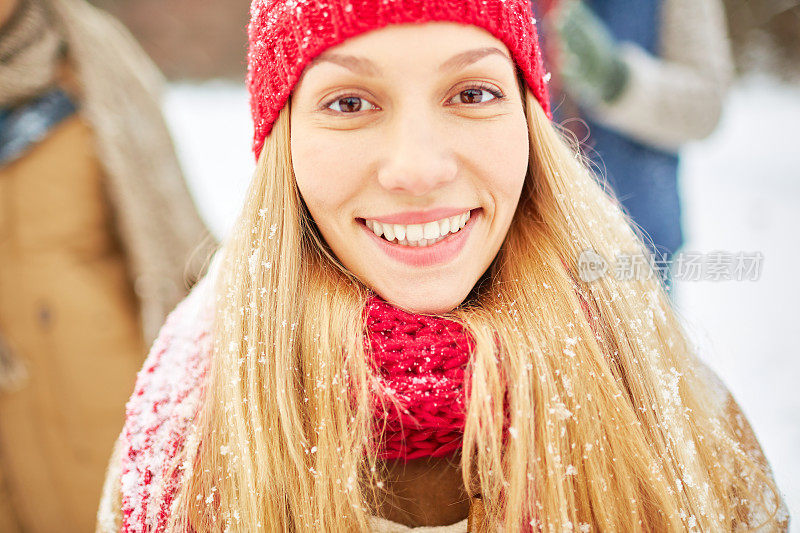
[299, 22, 515, 80]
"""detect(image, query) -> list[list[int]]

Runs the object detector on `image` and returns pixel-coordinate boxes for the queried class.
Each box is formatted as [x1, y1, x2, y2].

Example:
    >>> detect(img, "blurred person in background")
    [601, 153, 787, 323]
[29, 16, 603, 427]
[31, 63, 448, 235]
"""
[542, 0, 735, 296]
[0, 0, 214, 530]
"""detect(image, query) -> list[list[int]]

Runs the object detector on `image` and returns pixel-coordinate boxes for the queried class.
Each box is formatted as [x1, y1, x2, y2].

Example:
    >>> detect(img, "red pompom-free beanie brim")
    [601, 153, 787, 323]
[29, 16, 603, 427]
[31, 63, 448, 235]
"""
[247, 0, 552, 158]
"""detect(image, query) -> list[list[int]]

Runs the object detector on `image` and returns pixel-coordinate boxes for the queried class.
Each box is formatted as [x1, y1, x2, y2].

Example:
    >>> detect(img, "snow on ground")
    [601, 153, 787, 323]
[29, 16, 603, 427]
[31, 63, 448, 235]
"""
[164, 75, 800, 526]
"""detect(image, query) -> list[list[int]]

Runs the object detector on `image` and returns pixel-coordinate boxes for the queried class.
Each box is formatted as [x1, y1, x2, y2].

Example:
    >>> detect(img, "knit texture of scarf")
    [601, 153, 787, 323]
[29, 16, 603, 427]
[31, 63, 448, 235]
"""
[0, 0, 63, 107]
[119, 269, 475, 531]
[367, 297, 473, 461]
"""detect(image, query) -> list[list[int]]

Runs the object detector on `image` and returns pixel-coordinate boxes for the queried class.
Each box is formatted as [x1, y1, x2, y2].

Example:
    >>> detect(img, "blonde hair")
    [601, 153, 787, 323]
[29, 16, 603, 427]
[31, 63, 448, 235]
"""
[168, 86, 785, 531]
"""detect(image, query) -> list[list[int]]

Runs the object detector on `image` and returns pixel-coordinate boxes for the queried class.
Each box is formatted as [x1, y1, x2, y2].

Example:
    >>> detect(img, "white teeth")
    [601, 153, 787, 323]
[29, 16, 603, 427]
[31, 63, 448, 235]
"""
[383, 223, 395, 241]
[365, 209, 472, 247]
[405, 223, 423, 241]
[423, 221, 439, 240]
[448, 215, 460, 233]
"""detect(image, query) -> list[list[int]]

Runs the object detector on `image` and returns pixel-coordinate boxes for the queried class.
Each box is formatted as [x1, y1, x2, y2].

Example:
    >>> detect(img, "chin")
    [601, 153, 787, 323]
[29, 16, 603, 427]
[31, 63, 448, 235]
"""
[374, 283, 471, 315]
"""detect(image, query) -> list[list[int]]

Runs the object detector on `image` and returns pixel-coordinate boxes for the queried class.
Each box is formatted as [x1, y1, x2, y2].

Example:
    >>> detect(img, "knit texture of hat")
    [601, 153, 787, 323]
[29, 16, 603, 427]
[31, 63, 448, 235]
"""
[247, 0, 552, 158]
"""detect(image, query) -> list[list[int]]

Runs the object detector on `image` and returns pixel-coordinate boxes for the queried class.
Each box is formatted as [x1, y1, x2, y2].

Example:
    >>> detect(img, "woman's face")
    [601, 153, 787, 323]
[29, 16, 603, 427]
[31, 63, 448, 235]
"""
[290, 22, 529, 313]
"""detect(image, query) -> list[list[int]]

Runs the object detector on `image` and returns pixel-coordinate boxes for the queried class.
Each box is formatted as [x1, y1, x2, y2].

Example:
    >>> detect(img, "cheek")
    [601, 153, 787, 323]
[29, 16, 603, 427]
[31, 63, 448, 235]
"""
[466, 112, 529, 209]
[290, 131, 364, 228]
[498, 119, 529, 198]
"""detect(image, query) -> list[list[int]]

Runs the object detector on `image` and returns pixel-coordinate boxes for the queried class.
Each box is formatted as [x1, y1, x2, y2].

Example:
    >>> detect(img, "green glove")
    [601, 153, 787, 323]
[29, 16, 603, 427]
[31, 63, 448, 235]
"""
[553, 0, 630, 105]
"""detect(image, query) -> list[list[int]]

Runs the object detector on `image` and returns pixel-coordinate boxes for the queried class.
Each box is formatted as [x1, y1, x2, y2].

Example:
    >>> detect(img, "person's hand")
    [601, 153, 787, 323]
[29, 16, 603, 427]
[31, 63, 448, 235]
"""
[550, 0, 630, 106]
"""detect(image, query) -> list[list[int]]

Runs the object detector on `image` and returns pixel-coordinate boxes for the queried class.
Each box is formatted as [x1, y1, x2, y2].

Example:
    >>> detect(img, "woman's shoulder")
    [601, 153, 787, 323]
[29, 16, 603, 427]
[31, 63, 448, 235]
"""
[691, 357, 790, 529]
[124, 256, 217, 431]
[117, 255, 220, 529]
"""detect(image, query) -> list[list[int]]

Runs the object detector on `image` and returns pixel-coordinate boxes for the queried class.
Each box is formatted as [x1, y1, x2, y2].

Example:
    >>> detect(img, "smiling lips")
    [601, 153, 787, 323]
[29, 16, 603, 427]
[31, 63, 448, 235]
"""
[361, 208, 478, 268]
[365, 209, 472, 247]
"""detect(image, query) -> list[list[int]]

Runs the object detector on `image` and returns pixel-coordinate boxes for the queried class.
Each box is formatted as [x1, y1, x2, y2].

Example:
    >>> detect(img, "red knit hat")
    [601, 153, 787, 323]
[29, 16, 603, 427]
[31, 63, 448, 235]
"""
[247, 0, 552, 158]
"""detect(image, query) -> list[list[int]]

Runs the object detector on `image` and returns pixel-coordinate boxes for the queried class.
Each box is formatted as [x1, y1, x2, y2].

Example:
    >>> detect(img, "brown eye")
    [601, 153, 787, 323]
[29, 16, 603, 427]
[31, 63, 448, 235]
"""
[450, 85, 504, 105]
[336, 97, 361, 112]
[327, 96, 376, 113]
[460, 88, 485, 104]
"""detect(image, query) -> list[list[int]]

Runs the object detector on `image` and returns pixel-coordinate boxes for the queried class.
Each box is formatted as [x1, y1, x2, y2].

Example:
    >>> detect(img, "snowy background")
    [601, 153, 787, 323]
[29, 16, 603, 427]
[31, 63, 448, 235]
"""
[163, 75, 800, 527]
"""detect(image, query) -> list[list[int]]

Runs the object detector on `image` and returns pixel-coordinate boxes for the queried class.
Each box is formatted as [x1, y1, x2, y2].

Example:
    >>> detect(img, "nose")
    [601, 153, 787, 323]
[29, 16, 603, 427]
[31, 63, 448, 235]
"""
[376, 112, 458, 196]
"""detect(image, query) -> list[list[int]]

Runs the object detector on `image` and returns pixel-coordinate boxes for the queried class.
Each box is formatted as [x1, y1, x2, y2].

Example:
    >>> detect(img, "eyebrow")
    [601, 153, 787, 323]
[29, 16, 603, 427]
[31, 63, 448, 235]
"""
[307, 47, 512, 77]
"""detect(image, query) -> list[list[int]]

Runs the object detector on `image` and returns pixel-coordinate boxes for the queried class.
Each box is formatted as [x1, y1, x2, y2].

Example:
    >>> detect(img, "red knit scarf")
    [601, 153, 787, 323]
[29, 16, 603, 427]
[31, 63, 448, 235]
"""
[121, 282, 475, 531]
[366, 296, 474, 461]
